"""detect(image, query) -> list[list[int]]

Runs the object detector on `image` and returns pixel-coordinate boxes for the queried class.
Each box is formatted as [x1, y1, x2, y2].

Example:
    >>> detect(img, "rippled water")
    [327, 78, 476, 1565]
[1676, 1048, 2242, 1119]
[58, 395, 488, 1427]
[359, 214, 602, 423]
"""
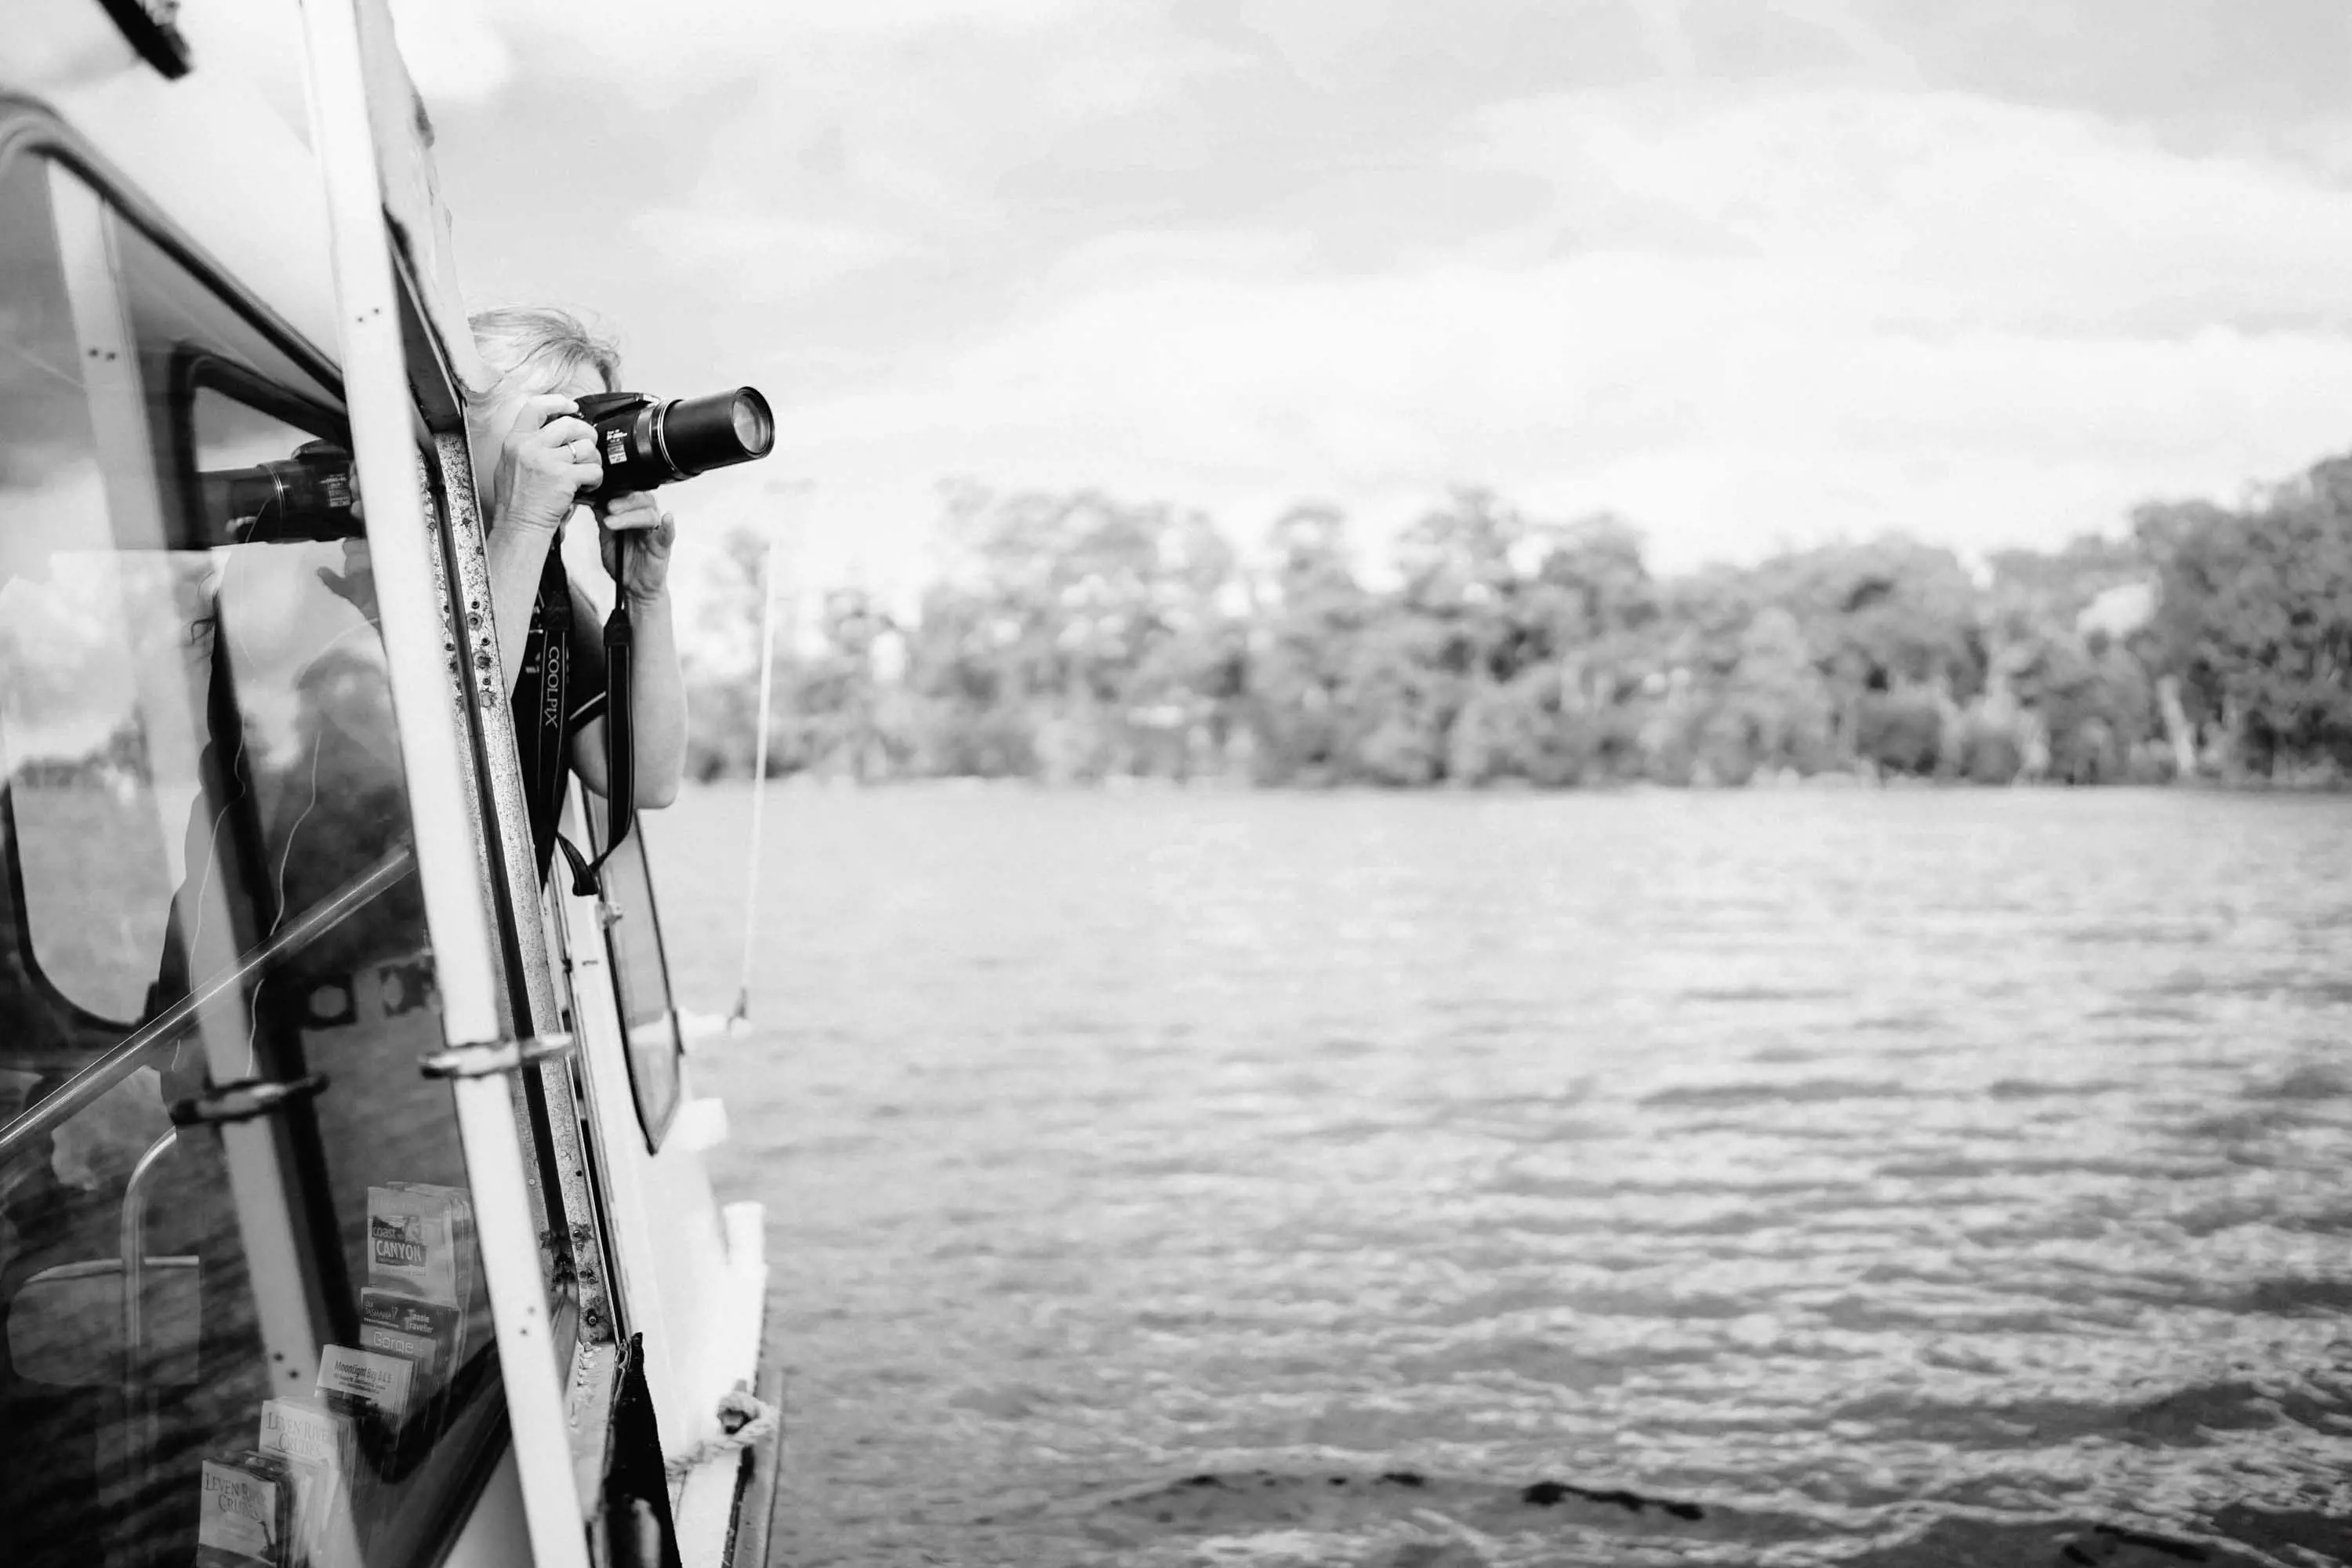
[647, 786, 2352, 1567]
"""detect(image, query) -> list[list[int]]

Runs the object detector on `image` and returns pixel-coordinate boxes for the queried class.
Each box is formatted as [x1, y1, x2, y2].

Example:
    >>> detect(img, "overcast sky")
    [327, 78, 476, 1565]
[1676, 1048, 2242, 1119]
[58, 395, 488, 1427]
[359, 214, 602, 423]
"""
[376, 0, 2352, 606]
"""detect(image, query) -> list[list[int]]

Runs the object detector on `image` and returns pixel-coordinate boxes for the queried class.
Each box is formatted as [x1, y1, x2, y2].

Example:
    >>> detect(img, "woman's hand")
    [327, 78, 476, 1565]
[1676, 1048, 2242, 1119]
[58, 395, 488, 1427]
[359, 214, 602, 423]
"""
[485, 394, 602, 536]
[597, 490, 676, 606]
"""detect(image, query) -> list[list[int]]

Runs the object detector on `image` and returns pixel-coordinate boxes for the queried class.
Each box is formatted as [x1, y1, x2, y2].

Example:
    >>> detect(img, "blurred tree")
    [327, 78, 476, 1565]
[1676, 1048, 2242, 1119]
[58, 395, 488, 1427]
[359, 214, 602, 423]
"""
[668, 461, 2352, 796]
[2137, 464, 2352, 779]
[899, 486, 1245, 782]
[1245, 503, 1366, 784]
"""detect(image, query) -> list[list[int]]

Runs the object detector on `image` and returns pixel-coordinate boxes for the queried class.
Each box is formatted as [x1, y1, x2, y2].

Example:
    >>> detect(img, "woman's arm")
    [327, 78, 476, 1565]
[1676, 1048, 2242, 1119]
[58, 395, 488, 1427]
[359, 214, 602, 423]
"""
[486, 517, 558, 695]
[570, 492, 686, 809]
[480, 394, 602, 695]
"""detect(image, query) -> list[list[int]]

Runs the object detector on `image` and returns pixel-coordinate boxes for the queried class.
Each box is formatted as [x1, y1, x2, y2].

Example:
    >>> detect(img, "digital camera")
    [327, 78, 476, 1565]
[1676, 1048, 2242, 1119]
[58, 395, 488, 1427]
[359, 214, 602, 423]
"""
[575, 387, 775, 504]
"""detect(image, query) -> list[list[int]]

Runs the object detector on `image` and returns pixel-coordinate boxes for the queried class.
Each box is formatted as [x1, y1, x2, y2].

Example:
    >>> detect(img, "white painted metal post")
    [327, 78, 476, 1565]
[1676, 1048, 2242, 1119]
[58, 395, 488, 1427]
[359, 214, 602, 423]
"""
[294, 3, 588, 1564]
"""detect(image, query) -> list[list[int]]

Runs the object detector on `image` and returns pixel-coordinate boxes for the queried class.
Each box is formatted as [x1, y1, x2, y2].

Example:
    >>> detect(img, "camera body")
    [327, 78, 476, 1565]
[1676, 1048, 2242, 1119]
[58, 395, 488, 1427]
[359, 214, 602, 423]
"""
[575, 387, 775, 505]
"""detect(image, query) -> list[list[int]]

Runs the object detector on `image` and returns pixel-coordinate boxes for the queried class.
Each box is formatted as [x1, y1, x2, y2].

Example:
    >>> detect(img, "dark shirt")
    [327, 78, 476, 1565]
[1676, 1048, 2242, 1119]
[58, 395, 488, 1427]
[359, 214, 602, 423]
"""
[511, 554, 608, 884]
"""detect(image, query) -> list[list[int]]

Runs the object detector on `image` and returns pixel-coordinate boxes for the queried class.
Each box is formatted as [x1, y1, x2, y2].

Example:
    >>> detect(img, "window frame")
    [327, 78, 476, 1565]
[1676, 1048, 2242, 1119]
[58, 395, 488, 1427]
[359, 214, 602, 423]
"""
[0, 99, 344, 405]
[582, 793, 687, 1156]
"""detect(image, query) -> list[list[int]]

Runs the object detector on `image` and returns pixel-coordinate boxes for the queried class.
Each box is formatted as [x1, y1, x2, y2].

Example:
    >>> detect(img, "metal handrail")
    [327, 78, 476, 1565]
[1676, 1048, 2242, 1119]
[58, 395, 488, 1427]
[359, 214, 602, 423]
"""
[118, 1124, 180, 1513]
[120, 1125, 180, 1392]
[0, 843, 416, 1163]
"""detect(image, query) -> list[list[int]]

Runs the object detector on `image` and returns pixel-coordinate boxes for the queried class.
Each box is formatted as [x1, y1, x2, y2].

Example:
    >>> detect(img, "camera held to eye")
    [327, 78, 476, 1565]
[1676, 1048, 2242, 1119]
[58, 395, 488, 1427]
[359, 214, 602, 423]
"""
[575, 387, 775, 505]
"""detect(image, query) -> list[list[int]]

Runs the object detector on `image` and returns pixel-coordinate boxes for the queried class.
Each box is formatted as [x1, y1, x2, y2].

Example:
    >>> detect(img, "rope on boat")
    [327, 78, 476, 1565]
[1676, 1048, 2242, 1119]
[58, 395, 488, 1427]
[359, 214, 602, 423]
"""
[731, 517, 784, 1025]
[664, 1381, 779, 1482]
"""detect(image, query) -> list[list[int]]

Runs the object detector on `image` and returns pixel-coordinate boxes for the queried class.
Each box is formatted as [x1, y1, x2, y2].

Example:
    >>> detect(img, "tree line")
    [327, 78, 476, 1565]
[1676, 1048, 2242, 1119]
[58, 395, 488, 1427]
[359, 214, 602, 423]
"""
[680, 452, 2352, 790]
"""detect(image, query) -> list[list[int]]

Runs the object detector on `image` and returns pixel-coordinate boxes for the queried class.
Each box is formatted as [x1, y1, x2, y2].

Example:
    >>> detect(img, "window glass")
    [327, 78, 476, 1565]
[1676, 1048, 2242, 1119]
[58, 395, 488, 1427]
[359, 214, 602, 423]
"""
[2, 546, 187, 1023]
[584, 793, 683, 1150]
[0, 155, 510, 1567]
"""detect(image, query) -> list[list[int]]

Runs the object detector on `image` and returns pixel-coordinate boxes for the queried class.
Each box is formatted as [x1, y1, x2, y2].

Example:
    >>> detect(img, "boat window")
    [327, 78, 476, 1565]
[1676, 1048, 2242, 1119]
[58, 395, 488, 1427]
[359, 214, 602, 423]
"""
[0, 154, 511, 1568]
[583, 794, 684, 1151]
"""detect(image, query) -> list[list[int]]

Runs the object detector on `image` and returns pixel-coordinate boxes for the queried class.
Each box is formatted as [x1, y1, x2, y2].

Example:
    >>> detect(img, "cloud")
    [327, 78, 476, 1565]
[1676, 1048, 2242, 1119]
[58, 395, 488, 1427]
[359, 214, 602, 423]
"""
[775, 265, 2352, 564]
[385, 0, 516, 106]
[451, 0, 1098, 100]
[720, 81, 2352, 597]
[1626, 0, 1697, 80]
[1760, 0, 1920, 81]
[630, 210, 916, 299]
[1472, 86, 2352, 334]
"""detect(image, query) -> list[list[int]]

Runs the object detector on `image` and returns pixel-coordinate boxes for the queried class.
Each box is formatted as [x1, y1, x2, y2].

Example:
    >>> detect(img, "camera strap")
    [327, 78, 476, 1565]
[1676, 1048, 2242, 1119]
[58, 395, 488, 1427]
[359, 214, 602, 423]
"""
[552, 542, 639, 898]
[523, 552, 575, 882]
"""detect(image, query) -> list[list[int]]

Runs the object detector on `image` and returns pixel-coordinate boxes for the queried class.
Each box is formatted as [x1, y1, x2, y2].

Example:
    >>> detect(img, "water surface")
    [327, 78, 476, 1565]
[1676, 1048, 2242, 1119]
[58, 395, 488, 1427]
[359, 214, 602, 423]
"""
[648, 786, 2352, 1566]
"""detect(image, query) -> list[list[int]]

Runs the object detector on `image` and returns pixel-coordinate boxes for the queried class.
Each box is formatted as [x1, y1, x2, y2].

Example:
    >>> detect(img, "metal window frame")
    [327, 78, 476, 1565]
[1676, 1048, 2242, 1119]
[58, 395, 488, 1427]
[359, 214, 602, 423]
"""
[422, 408, 642, 1517]
[577, 793, 688, 1156]
[426, 416, 626, 1359]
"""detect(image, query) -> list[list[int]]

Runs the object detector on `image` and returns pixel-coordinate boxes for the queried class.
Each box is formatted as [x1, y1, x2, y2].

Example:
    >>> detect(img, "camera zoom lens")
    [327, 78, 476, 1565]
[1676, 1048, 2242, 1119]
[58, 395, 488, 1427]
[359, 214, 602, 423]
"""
[654, 387, 775, 481]
[731, 394, 772, 455]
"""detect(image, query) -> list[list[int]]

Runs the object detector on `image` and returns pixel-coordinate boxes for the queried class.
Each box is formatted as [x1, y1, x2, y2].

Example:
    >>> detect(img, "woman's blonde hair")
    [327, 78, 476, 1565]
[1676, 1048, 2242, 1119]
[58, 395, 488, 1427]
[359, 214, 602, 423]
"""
[470, 306, 621, 399]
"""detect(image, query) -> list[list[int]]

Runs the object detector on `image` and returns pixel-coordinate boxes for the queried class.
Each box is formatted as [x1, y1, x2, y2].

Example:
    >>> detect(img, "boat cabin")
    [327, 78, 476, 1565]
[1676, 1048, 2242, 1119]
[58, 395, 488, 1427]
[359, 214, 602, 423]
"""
[0, 4, 775, 1564]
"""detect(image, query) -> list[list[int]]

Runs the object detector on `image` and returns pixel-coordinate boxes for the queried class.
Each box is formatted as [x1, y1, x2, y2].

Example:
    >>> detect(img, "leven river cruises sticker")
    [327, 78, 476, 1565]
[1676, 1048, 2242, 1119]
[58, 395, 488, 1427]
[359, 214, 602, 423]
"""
[196, 1456, 287, 1566]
